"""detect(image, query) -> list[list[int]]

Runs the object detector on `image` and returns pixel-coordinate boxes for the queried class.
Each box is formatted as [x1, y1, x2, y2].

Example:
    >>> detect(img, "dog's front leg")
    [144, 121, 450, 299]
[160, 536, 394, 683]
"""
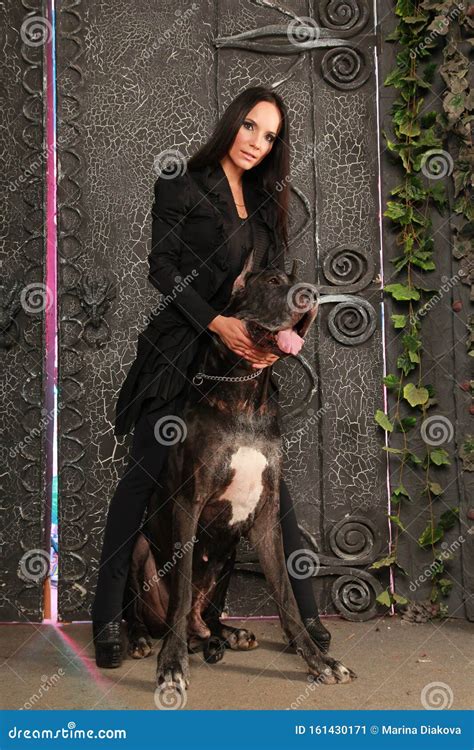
[156, 495, 200, 693]
[248, 507, 356, 685]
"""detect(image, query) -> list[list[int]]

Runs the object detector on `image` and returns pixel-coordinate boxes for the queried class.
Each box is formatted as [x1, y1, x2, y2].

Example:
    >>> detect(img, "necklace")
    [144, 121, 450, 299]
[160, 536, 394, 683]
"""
[192, 368, 263, 385]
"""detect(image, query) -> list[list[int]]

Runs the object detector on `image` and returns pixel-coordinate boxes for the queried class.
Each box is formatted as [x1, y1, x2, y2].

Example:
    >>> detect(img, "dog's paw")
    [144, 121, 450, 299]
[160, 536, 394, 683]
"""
[156, 645, 190, 694]
[156, 661, 189, 693]
[128, 634, 153, 659]
[203, 636, 226, 664]
[226, 627, 259, 651]
[306, 653, 357, 685]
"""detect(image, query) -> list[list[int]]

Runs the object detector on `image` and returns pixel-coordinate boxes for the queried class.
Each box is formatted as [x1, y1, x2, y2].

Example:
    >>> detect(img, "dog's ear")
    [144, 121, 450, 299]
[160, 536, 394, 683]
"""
[231, 247, 256, 295]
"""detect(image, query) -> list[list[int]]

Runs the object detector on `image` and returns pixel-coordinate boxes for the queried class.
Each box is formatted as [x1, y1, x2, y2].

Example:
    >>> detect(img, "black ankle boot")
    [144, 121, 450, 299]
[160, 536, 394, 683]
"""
[93, 620, 123, 668]
[303, 616, 332, 653]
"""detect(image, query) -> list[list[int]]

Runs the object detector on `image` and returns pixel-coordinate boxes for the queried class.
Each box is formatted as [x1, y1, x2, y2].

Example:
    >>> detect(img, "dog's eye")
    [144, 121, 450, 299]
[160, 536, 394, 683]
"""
[267, 276, 281, 285]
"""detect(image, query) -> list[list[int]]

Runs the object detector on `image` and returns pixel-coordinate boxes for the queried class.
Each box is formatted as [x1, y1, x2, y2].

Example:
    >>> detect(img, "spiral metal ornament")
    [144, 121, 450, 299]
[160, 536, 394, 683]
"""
[327, 297, 377, 345]
[322, 246, 374, 293]
[321, 46, 370, 90]
[319, 0, 370, 33]
[332, 570, 382, 620]
[328, 515, 380, 562]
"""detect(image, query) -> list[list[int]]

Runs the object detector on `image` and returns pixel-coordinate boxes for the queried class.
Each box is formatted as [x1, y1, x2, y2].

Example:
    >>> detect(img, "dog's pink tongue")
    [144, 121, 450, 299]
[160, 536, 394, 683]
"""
[276, 328, 304, 355]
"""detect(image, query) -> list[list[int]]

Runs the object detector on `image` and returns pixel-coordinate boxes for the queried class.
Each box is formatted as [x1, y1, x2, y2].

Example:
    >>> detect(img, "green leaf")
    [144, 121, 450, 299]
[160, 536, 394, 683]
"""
[375, 410, 394, 432]
[428, 481, 443, 496]
[408, 350, 421, 364]
[392, 314, 407, 329]
[417, 285, 440, 296]
[399, 416, 417, 431]
[384, 283, 421, 301]
[438, 578, 453, 596]
[385, 28, 400, 42]
[412, 125, 443, 149]
[420, 111, 437, 128]
[391, 254, 410, 271]
[393, 484, 410, 499]
[444, 91, 466, 119]
[376, 589, 392, 607]
[392, 592, 409, 604]
[411, 253, 436, 271]
[397, 351, 417, 376]
[406, 451, 422, 466]
[403, 382, 429, 406]
[429, 448, 451, 466]
[418, 508, 458, 548]
[439, 507, 459, 530]
[370, 554, 397, 570]
[389, 515, 407, 532]
[419, 522, 443, 547]
[391, 176, 427, 201]
[428, 182, 447, 211]
[384, 201, 411, 222]
[383, 373, 400, 389]
[403, 334, 422, 353]
[422, 62, 437, 84]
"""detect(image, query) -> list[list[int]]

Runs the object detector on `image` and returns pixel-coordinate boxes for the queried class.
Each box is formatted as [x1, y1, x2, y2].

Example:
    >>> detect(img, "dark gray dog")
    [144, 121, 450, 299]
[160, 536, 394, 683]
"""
[125, 253, 357, 693]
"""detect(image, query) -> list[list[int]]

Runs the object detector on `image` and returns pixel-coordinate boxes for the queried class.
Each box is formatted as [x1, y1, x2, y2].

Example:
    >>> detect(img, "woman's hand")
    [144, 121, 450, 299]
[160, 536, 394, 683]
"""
[208, 315, 280, 368]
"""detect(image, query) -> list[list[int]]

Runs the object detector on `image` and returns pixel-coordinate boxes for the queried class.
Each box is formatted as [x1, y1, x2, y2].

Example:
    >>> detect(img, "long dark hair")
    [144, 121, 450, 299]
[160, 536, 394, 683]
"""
[187, 86, 290, 254]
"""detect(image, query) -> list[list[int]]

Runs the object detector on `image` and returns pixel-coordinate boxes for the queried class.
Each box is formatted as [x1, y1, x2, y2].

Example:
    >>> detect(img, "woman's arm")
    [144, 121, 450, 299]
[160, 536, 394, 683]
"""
[147, 171, 220, 333]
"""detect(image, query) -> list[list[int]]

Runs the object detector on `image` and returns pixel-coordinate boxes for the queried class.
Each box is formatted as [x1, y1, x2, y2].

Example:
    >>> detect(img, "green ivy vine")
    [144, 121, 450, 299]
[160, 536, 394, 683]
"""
[371, 0, 472, 617]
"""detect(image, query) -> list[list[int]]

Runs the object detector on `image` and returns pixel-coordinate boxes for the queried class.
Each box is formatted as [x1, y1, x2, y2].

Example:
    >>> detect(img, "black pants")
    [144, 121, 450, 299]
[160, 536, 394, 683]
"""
[91, 397, 318, 623]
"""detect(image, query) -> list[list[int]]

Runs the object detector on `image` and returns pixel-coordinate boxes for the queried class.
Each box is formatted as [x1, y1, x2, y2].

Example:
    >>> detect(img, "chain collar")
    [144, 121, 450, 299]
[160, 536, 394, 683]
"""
[192, 368, 264, 386]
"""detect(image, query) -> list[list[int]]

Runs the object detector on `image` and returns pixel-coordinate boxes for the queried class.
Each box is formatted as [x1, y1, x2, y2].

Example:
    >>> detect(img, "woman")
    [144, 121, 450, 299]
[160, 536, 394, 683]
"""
[91, 85, 331, 668]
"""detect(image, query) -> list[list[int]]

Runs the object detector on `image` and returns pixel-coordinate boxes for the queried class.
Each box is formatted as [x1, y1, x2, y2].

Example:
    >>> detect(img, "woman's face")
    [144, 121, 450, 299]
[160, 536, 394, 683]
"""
[229, 100, 282, 171]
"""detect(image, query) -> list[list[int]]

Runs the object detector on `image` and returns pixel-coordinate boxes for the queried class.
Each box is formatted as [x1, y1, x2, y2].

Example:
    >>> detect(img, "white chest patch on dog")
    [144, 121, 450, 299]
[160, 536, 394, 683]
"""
[219, 446, 268, 525]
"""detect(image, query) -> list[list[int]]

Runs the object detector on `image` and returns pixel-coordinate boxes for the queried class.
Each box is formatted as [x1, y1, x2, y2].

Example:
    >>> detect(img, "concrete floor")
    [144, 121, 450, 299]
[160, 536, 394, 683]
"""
[0, 615, 472, 710]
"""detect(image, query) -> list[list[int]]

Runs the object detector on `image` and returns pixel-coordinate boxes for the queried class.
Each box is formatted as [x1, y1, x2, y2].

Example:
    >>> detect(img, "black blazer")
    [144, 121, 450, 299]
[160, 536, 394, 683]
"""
[114, 161, 285, 436]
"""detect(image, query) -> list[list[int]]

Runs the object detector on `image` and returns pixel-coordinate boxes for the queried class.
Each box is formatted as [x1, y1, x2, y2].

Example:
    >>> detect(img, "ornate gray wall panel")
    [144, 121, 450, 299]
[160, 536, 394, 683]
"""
[56, 0, 389, 622]
[0, 1, 48, 622]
